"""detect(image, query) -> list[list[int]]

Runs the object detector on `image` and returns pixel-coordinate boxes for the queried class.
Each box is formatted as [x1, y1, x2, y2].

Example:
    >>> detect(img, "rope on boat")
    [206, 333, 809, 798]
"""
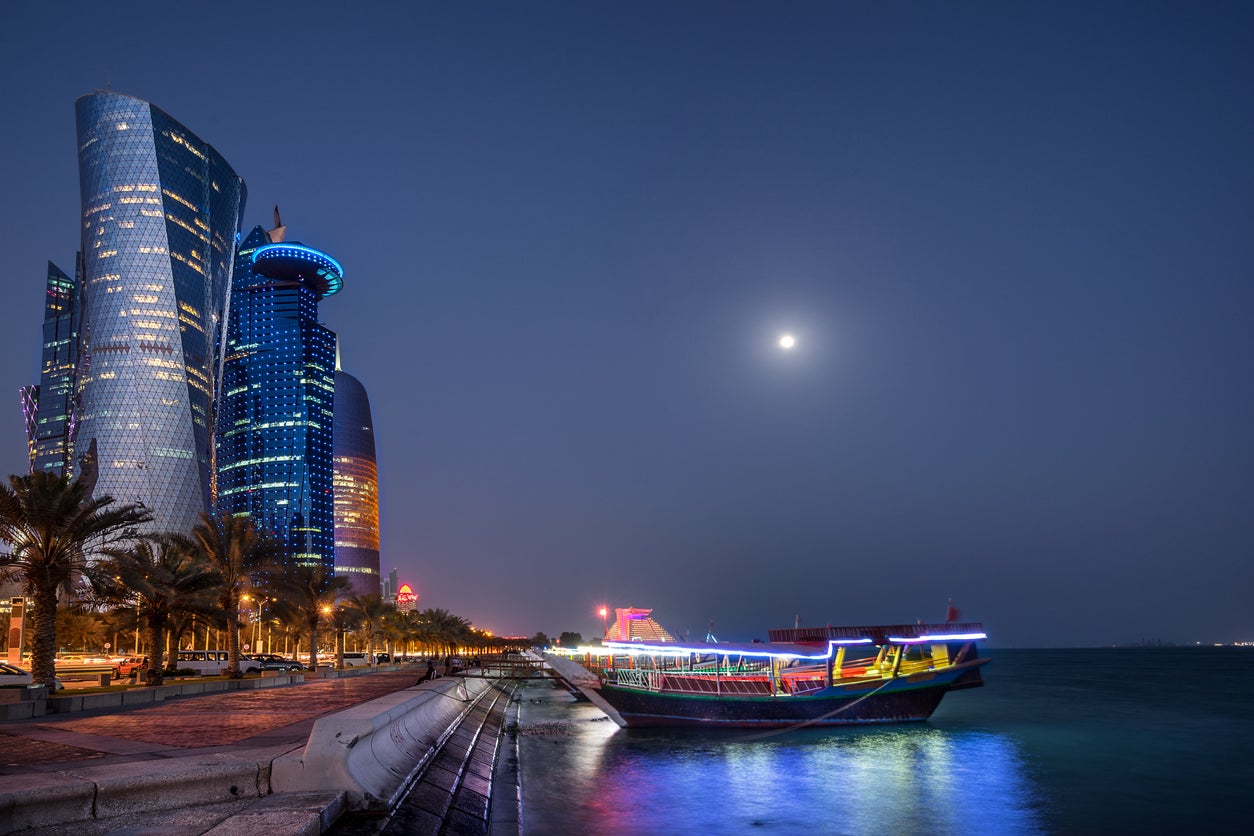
[736, 676, 897, 742]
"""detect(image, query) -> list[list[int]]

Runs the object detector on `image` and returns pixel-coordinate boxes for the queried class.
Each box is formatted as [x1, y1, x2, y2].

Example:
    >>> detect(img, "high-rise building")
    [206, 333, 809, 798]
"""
[72, 91, 245, 534]
[332, 356, 381, 596]
[215, 215, 340, 570]
[21, 259, 82, 476]
[382, 568, 399, 605]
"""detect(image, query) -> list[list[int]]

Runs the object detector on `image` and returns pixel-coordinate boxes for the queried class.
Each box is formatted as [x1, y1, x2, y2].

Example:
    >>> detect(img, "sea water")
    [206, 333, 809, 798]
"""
[517, 648, 1252, 835]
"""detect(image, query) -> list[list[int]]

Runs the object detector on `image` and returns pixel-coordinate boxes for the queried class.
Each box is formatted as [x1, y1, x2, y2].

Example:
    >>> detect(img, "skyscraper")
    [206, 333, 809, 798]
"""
[332, 356, 381, 596]
[21, 258, 81, 476]
[72, 91, 245, 534]
[215, 215, 340, 570]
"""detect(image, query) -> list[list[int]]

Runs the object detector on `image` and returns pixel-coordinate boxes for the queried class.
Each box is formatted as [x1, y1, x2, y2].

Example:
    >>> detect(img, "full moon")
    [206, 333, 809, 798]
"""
[778, 334, 797, 350]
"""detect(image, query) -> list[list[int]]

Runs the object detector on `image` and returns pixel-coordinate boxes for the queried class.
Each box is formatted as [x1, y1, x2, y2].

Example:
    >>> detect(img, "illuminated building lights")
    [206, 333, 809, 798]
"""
[69, 90, 244, 535]
[216, 225, 338, 572]
[251, 244, 344, 297]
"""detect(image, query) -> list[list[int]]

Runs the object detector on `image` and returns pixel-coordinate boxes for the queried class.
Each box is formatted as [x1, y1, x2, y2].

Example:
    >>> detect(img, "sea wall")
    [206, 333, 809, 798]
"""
[270, 676, 494, 810]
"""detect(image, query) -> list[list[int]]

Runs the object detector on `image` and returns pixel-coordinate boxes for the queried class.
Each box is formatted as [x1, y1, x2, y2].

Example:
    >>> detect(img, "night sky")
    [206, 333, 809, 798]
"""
[2, 2, 1251, 647]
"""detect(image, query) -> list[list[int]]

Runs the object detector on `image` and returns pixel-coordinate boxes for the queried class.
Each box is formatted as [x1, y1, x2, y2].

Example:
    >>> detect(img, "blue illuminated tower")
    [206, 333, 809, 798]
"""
[21, 258, 81, 476]
[215, 212, 340, 570]
[73, 91, 245, 533]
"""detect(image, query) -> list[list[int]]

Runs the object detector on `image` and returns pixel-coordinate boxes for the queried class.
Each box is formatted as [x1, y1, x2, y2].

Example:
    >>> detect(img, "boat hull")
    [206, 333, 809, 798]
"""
[587, 664, 984, 729]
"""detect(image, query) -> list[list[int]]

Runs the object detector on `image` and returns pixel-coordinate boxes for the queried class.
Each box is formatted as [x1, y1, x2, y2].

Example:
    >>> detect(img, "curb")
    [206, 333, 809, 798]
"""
[0, 756, 273, 833]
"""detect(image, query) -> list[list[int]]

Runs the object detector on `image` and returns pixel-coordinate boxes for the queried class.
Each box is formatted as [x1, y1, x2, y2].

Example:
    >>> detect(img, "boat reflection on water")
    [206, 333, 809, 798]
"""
[519, 683, 1043, 835]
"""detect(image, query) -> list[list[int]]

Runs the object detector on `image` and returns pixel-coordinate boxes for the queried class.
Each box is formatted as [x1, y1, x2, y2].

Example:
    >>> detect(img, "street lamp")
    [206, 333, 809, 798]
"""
[241, 594, 256, 655]
[599, 606, 608, 639]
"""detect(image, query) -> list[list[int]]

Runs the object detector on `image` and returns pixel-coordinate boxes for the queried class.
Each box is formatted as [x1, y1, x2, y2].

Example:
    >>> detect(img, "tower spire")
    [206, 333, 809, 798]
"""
[268, 204, 287, 243]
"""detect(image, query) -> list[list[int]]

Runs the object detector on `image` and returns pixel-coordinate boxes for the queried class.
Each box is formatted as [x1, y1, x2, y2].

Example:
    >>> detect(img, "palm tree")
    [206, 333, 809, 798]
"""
[0, 472, 150, 687]
[378, 612, 406, 664]
[56, 606, 106, 654]
[327, 600, 360, 669]
[186, 512, 277, 678]
[390, 609, 424, 659]
[268, 564, 351, 671]
[419, 608, 472, 659]
[96, 538, 221, 685]
[100, 605, 138, 656]
[348, 594, 391, 666]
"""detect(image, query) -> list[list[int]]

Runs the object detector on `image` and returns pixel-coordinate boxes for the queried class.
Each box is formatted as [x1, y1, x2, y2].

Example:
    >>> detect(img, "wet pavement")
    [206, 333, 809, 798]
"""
[0, 670, 420, 774]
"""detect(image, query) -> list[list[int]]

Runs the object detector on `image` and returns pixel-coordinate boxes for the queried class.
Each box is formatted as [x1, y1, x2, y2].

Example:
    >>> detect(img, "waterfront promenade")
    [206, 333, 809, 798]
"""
[0, 668, 500, 834]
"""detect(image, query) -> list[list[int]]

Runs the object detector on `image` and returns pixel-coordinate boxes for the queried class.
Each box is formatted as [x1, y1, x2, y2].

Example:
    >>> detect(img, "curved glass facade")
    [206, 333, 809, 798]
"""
[73, 92, 245, 534]
[333, 365, 380, 596]
[215, 226, 339, 570]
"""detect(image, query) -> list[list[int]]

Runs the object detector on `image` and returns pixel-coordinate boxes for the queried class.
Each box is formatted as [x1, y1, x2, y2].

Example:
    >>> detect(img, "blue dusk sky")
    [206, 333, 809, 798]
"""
[1, 2, 1251, 647]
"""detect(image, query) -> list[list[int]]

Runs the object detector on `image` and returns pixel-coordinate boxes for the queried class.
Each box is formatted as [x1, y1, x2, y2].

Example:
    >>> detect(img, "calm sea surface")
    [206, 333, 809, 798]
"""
[518, 648, 1253, 835]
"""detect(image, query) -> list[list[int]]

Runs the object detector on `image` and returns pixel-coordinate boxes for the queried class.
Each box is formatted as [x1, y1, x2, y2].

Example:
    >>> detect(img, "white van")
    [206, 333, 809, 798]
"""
[174, 650, 230, 675]
[340, 652, 370, 667]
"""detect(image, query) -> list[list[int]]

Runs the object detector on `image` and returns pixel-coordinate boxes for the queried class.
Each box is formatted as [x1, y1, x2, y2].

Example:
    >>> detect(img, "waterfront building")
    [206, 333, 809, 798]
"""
[395, 583, 417, 612]
[332, 357, 381, 595]
[215, 215, 340, 571]
[605, 607, 675, 642]
[20, 259, 82, 476]
[72, 91, 245, 534]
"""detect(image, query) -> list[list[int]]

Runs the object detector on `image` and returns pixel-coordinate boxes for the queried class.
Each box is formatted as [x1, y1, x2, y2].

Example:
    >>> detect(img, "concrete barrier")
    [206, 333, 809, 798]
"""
[122, 687, 157, 706]
[0, 772, 95, 832]
[202, 790, 346, 836]
[271, 676, 494, 810]
[75, 757, 269, 820]
[45, 673, 304, 714]
[0, 755, 271, 832]
[0, 699, 44, 721]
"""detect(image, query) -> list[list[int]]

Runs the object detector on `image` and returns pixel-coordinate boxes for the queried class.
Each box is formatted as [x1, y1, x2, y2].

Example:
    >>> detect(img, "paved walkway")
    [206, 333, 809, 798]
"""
[0, 671, 421, 776]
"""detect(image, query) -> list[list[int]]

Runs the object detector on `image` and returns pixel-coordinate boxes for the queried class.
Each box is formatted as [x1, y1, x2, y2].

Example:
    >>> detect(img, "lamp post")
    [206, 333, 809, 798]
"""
[241, 594, 253, 656]
[320, 605, 332, 672]
[599, 606, 608, 639]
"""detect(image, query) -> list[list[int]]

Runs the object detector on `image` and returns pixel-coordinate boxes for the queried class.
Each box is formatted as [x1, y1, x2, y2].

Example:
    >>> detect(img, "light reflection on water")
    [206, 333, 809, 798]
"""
[523, 700, 1042, 835]
[521, 649, 1253, 834]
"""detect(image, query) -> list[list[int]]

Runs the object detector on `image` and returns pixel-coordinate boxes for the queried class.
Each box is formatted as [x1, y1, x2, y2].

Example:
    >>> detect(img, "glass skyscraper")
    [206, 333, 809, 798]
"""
[215, 220, 340, 570]
[72, 91, 245, 534]
[333, 358, 381, 596]
[21, 258, 81, 476]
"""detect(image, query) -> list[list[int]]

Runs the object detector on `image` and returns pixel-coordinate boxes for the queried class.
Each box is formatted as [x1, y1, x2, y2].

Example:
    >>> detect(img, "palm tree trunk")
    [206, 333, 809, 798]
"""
[225, 590, 242, 677]
[307, 617, 318, 671]
[29, 585, 59, 688]
[146, 621, 164, 686]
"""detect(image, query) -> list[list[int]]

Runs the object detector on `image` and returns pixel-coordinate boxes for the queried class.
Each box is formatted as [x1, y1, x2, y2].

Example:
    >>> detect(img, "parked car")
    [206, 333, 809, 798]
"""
[241, 654, 304, 673]
[0, 662, 64, 690]
[112, 657, 146, 678]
